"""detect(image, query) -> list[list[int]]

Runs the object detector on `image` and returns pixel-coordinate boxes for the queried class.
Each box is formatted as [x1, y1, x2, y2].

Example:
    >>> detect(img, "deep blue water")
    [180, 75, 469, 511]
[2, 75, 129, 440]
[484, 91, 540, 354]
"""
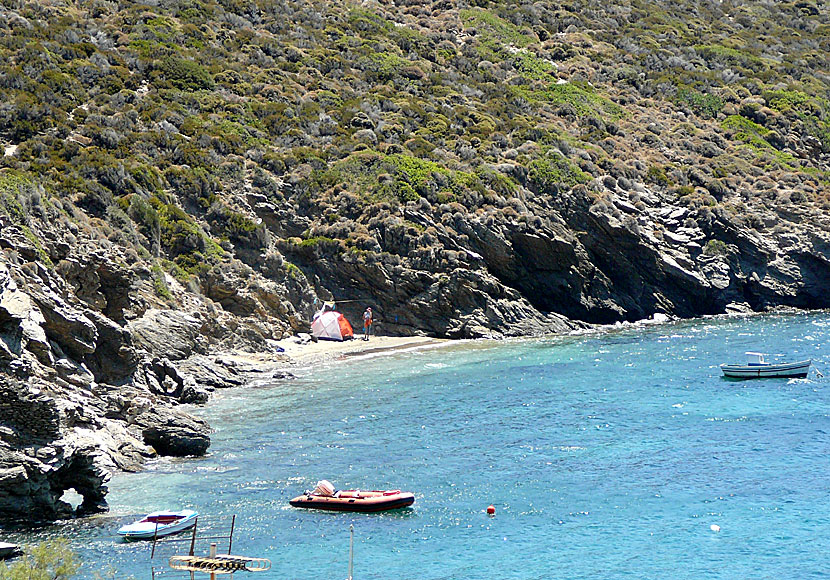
[7, 313, 830, 579]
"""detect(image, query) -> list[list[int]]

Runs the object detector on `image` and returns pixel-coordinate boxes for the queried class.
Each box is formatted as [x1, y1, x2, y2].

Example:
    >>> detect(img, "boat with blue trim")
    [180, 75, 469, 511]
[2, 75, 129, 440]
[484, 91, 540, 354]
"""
[117, 509, 198, 540]
[720, 352, 811, 379]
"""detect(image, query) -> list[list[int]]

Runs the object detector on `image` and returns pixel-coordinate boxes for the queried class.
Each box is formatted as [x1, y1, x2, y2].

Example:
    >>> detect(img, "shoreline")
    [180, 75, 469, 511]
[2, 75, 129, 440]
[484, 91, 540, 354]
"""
[206, 335, 450, 376]
[282, 335, 448, 366]
[200, 307, 825, 382]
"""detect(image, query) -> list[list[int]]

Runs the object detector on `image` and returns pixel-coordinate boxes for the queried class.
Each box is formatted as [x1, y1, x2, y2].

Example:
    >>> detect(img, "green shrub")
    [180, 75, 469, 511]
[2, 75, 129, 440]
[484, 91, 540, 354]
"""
[527, 155, 589, 191]
[374, 180, 420, 203]
[674, 88, 723, 119]
[764, 89, 830, 153]
[347, 7, 392, 35]
[164, 166, 218, 208]
[385, 154, 442, 189]
[0, 539, 78, 580]
[21, 224, 53, 267]
[763, 89, 814, 114]
[0, 171, 33, 223]
[694, 44, 765, 72]
[476, 167, 517, 196]
[722, 115, 801, 166]
[520, 82, 625, 120]
[158, 56, 215, 91]
[722, 114, 770, 143]
[126, 194, 161, 251]
[299, 236, 339, 248]
[646, 165, 673, 187]
[284, 261, 305, 280]
[224, 212, 258, 235]
[365, 52, 411, 81]
[703, 239, 729, 256]
[149, 196, 223, 272]
[459, 8, 536, 48]
[152, 262, 172, 299]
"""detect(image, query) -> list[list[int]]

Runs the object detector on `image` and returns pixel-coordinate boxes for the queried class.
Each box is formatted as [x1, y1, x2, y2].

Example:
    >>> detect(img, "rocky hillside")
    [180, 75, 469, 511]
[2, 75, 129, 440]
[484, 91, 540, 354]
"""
[1, 0, 830, 522]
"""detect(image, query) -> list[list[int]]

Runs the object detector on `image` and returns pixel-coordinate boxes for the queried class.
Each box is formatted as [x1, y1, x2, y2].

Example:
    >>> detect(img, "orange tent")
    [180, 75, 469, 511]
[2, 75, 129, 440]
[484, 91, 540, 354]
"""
[311, 308, 354, 341]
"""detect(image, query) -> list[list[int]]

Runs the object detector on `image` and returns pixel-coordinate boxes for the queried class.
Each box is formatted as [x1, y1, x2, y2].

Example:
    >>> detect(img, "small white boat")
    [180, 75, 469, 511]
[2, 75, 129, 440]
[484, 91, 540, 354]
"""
[720, 352, 811, 379]
[117, 510, 198, 540]
[0, 542, 21, 560]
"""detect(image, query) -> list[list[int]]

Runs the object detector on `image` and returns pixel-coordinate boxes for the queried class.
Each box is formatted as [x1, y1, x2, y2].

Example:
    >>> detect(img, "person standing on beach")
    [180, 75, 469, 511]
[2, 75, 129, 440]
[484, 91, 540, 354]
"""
[363, 307, 372, 341]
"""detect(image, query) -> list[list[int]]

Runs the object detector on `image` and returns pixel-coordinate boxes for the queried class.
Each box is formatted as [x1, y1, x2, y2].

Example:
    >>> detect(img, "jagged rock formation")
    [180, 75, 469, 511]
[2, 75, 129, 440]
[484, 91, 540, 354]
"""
[0, 190, 316, 522]
[0, 252, 212, 523]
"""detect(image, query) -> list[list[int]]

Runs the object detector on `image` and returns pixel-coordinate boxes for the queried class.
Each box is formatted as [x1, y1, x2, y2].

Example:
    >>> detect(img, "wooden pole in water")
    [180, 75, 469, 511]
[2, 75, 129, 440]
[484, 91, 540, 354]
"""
[228, 514, 236, 554]
[209, 543, 217, 580]
[189, 517, 198, 556]
[151, 522, 159, 559]
[348, 524, 354, 580]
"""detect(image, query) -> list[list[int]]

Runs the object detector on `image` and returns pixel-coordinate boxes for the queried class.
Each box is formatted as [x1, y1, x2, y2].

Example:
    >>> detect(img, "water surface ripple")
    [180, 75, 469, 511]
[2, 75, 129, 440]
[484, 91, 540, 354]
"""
[9, 313, 830, 579]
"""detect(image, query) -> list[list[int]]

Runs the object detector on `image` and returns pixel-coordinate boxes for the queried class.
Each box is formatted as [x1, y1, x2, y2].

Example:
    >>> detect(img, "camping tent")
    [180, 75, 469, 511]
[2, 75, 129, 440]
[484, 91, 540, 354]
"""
[311, 309, 354, 341]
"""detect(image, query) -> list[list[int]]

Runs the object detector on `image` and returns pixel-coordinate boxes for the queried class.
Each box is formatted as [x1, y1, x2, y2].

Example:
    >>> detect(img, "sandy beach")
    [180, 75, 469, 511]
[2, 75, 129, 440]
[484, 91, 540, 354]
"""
[281, 334, 446, 365]
[215, 335, 448, 371]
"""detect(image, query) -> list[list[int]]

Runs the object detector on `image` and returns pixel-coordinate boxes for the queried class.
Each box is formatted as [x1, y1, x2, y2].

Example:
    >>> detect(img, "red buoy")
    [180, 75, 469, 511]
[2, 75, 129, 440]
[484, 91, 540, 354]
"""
[486, 504, 496, 516]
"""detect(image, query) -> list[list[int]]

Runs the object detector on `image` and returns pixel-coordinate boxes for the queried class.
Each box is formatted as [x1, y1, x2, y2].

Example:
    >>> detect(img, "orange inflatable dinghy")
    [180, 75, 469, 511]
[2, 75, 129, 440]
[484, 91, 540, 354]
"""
[290, 481, 414, 512]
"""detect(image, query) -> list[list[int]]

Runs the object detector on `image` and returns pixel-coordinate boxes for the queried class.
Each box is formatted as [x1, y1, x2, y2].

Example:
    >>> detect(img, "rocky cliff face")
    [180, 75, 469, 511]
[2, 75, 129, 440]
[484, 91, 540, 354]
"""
[279, 170, 830, 335]
[0, 253, 211, 522]
[0, 206, 309, 522]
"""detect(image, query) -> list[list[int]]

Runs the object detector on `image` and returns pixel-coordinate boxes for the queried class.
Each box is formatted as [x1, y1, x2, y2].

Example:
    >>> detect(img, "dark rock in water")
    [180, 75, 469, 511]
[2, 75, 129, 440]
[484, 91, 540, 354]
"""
[177, 355, 248, 390]
[134, 356, 209, 404]
[179, 384, 210, 404]
[135, 407, 210, 457]
[725, 302, 753, 314]
[272, 370, 295, 380]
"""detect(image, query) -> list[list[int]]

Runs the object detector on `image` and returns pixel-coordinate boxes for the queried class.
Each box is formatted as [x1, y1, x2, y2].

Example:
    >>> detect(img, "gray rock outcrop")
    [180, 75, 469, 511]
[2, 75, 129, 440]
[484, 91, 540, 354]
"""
[279, 176, 830, 335]
[0, 245, 214, 523]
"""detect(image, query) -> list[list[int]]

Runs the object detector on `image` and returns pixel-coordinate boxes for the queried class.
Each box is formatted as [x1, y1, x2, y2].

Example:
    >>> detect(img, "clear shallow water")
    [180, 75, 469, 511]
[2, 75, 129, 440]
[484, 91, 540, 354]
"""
[8, 313, 830, 579]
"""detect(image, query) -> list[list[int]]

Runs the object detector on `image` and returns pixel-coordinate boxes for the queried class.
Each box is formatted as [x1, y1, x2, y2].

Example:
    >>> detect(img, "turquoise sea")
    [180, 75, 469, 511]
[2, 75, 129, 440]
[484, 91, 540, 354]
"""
[7, 312, 830, 579]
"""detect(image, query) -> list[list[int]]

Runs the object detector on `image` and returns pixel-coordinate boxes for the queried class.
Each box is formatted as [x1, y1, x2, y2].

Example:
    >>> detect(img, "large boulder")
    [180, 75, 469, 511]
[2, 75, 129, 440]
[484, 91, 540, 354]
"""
[133, 406, 211, 457]
[0, 267, 51, 364]
[133, 356, 210, 404]
[24, 272, 98, 359]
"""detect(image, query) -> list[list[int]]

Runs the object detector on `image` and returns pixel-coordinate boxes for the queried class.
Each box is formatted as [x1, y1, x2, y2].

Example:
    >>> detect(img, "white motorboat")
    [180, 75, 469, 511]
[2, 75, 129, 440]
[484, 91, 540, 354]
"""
[720, 352, 811, 379]
[117, 510, 198, 540]
[0, 542, 21, 560]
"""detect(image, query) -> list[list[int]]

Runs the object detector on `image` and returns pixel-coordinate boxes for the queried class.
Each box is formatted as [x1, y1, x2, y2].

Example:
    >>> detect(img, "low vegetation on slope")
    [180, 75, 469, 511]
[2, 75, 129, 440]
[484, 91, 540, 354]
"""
[0, 0, 829, 330]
